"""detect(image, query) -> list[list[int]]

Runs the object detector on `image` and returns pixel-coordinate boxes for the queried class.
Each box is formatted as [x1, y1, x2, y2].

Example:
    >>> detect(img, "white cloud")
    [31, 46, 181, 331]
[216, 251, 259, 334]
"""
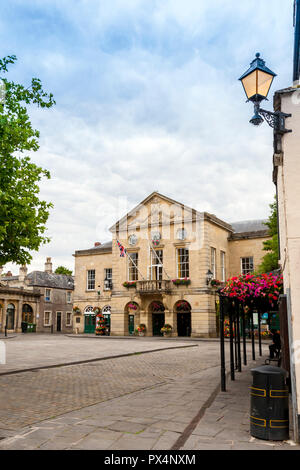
[2, 0, 293, 273]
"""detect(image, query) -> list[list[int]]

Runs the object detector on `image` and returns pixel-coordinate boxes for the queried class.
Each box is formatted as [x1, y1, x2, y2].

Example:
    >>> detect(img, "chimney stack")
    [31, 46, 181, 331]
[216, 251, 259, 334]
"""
[45, 257, 53, 273]
[19, 265, 28, 282]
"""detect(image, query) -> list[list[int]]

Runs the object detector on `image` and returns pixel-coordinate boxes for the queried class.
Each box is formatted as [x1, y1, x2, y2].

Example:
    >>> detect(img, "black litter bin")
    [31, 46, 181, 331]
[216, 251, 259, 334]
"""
[250, 365, 289, 441]
[21, 321, 28, 333]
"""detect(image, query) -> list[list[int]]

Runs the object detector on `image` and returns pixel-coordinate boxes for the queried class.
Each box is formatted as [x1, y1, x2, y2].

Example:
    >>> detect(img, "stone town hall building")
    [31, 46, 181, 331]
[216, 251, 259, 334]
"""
[73, 192, 270, 338]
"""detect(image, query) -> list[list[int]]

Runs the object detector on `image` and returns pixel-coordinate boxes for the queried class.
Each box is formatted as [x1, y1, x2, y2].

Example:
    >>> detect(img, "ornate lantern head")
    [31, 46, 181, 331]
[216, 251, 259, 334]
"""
[239, 53, 276, 103]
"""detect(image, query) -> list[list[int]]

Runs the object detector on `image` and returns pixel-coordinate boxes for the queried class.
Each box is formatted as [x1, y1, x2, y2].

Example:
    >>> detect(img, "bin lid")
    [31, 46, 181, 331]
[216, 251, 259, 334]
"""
[251, 365, 287, 377]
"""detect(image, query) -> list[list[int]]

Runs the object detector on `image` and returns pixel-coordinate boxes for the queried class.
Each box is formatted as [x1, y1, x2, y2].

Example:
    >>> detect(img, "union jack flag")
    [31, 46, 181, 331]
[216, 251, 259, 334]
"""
[117, 240, 126, 257]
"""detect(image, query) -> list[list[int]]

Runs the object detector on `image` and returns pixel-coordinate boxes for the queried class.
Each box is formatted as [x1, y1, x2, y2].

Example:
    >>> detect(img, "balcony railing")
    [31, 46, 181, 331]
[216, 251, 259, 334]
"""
[136, 280, 172, 294]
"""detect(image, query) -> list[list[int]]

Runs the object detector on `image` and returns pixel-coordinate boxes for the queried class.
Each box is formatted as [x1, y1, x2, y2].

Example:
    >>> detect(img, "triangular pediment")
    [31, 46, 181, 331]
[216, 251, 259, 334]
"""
[109, 192, 198, 233]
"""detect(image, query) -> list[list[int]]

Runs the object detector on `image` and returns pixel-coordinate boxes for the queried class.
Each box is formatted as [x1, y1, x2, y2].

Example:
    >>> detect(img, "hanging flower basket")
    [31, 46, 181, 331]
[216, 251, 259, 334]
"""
[128, 302, 138, 310]
[93, 307, 101, 314]
[123, 281, 137, 288]
[73, 306, 81, 314]
[221, 273, 283, 309]
[151, 302, 165, 312]
[176, 301, 190, 311]
[172, 278, 191, 286]
[211, 279, 221, 288]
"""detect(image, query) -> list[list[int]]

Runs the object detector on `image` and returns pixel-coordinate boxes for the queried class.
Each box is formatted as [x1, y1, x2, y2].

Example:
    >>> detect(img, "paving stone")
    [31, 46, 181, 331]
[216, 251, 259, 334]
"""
[151, 431, 181, 450]
[183, 437, 232, 451]
[108, 435, 157, 450]
[106, 421, 146, 434]
[0, 337, 297, 451]
[150, 420, 188, 433]
[0, 342, 221, 431]
[75, 418, 118, 427]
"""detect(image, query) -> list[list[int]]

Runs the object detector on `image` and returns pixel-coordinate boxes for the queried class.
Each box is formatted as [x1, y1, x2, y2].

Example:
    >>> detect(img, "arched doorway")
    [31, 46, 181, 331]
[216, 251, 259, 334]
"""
[125, 302, 139, 335]
[22, 304, 33, 323]
[84, 306, 96, 333]
[176, 301, 191, 337]
[150, 301, 165, 337]
[6, 304, 15, 330]
[102, 305, 111, 335]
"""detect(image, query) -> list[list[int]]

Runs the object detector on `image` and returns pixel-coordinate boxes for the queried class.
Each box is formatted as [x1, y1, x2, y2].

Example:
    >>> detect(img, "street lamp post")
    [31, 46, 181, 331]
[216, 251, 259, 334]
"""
[239, 53, 292, 134]
[5, 312, 7, 337]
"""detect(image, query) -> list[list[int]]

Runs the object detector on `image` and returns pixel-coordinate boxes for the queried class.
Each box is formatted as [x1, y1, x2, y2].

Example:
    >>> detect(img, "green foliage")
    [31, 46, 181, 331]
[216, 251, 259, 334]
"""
[0, 55, 55, 266]
[259, 197, 279, 273]
[55, 266, 73, 276]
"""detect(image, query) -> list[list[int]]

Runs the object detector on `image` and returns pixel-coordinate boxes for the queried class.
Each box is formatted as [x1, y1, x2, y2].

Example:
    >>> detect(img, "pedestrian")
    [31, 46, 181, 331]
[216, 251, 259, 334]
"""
[269, 329, 281, 359]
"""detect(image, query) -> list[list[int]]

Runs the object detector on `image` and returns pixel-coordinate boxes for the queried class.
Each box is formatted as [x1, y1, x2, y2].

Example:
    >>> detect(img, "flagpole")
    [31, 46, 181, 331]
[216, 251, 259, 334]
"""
[116, 240, 146, 281]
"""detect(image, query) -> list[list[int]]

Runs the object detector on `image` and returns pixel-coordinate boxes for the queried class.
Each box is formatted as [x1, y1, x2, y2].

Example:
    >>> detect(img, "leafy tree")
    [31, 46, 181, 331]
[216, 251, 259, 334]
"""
[259, 197, 279, 273]
[0, 55, 55, 266]
[55, 266, 73, 276]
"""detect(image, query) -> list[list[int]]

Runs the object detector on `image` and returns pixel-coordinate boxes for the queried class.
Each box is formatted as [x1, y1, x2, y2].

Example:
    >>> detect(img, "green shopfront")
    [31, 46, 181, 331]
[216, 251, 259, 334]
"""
[84, 306, 96, 333]
[84, 305, 111, 334]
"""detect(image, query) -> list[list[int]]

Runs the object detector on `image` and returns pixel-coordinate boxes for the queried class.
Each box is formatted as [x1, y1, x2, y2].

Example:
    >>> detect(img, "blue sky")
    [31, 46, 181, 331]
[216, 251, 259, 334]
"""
[1, 0, 295, 273]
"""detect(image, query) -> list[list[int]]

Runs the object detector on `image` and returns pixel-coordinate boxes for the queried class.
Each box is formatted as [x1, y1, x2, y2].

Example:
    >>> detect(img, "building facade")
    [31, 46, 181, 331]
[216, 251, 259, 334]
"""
[1, 258, 74, 334]
[0, 285, 41, 334]
[73, 192, 270, 338]
[273, 85, 300, 441]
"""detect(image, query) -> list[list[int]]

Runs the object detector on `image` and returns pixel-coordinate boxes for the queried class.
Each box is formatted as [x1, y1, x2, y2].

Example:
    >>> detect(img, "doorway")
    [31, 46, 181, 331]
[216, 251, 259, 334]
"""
[177, 312, 191, 337]
[102, 306, 111, 335]
[152, 313, 164, 336]
[128, 315, 135, 335]
[6, 304, 15, 330]
[56, 312, 62, 332]
[22, 304, 33, 323]
[84, 314, 96, 333]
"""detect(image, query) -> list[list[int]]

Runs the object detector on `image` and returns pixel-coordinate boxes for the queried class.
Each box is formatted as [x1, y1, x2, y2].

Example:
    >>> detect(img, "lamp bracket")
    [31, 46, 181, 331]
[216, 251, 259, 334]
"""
[254, 103, 292, 133]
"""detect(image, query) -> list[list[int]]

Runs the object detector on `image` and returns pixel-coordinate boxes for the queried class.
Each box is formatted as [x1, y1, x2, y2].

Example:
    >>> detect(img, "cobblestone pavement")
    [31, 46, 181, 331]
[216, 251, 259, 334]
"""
[0, 334, 199, 374]
[0, 338, 298, 450]
[0, 342, 219, 433]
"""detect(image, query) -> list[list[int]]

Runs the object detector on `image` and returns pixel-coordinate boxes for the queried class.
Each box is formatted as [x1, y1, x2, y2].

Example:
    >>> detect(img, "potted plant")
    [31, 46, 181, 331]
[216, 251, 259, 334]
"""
[95, 313, 106, 335]
[211, 279, 221, 288]
[95, 325, 106, 335]
[136, 324, 146, 336]
[161, 324, 173, 337]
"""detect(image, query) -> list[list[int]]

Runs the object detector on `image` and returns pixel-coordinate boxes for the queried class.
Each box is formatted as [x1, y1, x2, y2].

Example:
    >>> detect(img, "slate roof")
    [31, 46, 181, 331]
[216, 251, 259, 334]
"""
[74, 241, 112, 256]
[231, 220, 268, 233]
[1, 275, 19, 281]
[229, 219, 269, 240]
[26, 271, 74, 290]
